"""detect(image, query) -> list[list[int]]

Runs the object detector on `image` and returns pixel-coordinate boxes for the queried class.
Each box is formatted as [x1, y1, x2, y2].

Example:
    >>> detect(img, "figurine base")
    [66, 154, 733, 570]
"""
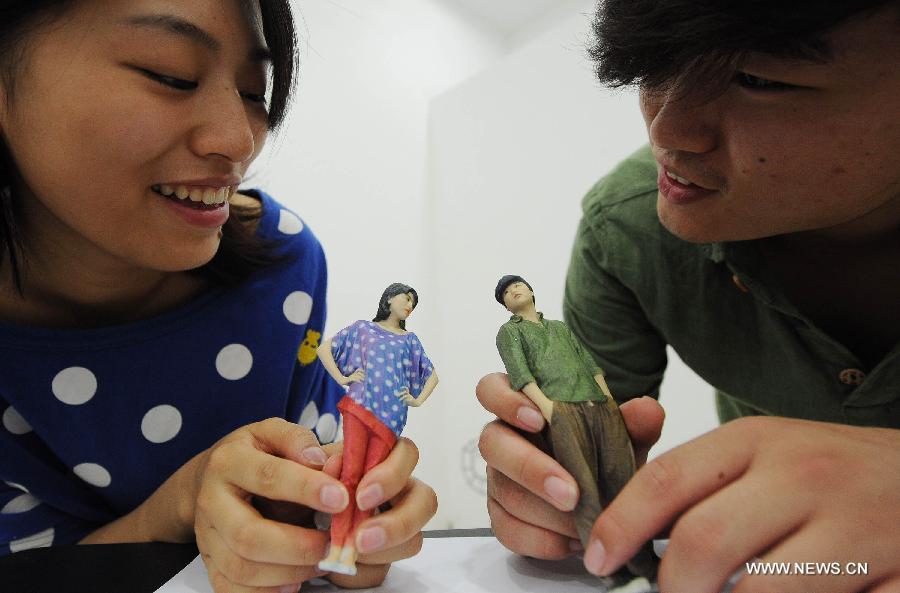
[317, 560, 358, 576]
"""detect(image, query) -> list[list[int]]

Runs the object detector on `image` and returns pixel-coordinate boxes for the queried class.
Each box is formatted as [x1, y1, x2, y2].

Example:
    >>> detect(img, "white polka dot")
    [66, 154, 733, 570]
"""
[52, 367, 97, 405]
[3, 406, 31, 435]
[141, 405, 183, 444]
[383, 396, 389, 402]
[372, 401, 379, 408]
[392, 405, 399, 412]
[376, 357, 384, 364]
[216, 344, 253, 380]
[10, 528, 54, 553]
[283, 291, 313, 326]
[298, 401, 319, 429]
[381, 411, 388, 418]
[385, 379, 393, 387]
[315, 413, 338, 443]
[391, 420, 397, 428]
[373, 386, 380, 393]
[374, 371, 381, 378]
[2, 493, 40, 514]
[277, 209, 304, 235]
[379, 345, 386, 350]
[73, 463, 111, 488]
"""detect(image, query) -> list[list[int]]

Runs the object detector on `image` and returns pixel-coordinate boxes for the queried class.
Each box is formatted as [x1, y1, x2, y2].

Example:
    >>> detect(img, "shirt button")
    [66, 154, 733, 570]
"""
[731, 274, 750, 293]
[838, 368, 866, 386]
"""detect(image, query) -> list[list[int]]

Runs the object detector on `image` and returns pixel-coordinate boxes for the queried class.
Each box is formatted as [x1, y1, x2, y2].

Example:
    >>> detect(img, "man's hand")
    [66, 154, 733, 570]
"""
[475, 372, 664, 560]
[588, 417, 900, 593]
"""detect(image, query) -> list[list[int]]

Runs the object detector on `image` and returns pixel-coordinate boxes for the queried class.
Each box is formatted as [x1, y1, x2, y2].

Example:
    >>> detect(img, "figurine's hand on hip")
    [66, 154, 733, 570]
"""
[586, 417, 900, 593]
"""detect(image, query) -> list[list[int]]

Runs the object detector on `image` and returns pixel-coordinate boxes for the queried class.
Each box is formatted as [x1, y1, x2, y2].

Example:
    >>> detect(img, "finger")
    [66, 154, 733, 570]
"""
[354, 478, 437, 559]
[476, 372, 545, 432]
[198, 487, 329, 565]
[487, 467, 578, 540]
[200, 520, 325, 588]
[327, 562, 391, 589]
[589, 419, 759, 577]
[356, 438, 419, 511]
[733, 524, 884, 593]
[479, 420, 578, 511]
[658, 472, 810, 593]
[207, 566, 304, 593]
[243, 417, 329, 468]
[357, 531, 423, 565]
[618, 396, 665, 466]
[488, 495, 579, 560]
[867, 576, 900, 593]
[212, 440, 348, 513]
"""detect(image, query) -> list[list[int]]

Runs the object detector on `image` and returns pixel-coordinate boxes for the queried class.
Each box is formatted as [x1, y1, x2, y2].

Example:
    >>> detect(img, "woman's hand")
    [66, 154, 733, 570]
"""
[192, 418, 350, 593]
[325, 437, 438, 588]
[475, 372, 664, 560]
[341, 369, 365, 385]
[589, 417, 900, 593]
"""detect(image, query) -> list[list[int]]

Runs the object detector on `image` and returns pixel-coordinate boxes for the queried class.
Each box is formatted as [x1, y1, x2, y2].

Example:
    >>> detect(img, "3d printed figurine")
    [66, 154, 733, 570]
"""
[316, 283, 438, 576]
[494, 275, 658, 585]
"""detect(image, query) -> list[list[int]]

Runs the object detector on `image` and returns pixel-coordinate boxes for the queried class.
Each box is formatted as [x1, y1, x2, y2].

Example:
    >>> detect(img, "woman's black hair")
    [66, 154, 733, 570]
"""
[372, 283, 418, 330]
[0, 0, 299, 293]
[589, 0, 898, 96]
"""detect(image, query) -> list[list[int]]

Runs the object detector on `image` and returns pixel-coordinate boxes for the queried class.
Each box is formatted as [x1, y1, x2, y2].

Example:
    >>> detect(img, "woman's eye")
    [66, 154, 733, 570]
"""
[736, 72, 794, 91]
[139, 68, 197, 91]
[240, 91, 267, 105]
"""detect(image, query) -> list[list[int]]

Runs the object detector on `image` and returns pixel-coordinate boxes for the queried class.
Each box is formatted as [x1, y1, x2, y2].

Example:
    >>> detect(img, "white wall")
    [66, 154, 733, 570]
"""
[254, 0, 504, 331]
[423, 1, 718, 528]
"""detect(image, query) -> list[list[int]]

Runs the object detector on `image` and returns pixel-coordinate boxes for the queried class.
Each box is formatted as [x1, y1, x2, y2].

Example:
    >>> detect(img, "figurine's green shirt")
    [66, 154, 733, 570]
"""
[564, 145, 900, 428]
[496, 314, 607, 403]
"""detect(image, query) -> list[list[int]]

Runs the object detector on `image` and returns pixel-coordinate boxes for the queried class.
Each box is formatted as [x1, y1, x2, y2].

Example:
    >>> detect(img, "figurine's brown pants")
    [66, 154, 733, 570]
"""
[547, 399, 659, 580]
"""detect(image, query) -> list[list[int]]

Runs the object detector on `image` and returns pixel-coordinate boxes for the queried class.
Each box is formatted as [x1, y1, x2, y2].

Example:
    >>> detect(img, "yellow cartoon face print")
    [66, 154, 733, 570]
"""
[298, 329, 321, 366]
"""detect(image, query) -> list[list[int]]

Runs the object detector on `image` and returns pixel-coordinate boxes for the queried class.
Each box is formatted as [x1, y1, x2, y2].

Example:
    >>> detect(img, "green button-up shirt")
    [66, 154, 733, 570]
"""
[496, 313, 607, 403]
[564, 145, 900, 428]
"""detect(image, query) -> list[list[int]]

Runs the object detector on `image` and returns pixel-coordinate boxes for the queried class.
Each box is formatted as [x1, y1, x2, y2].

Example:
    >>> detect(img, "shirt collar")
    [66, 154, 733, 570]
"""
[509, 312, 545, 323]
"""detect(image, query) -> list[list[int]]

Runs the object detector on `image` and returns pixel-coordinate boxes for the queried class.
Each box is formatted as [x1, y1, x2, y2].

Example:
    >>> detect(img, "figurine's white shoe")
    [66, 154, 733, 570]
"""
[608, 576, 653, 593]
[317, 560, 357, 576]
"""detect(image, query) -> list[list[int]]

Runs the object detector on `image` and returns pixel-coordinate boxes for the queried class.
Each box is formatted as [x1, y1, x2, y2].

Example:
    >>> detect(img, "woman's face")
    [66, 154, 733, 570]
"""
[0, 0, 271, 273]
[388, 292, 416, 322]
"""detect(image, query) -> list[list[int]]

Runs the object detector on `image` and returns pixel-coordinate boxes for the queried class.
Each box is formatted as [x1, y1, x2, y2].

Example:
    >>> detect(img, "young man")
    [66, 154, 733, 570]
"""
[477, 2, 900, 593]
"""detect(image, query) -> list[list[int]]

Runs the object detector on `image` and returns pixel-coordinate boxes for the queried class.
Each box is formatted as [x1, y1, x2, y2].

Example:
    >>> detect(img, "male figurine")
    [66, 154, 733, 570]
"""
[494, 275, 658, 584]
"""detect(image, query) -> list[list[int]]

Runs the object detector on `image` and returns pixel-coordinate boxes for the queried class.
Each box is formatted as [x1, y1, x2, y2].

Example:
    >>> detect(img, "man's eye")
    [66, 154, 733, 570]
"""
[139, 68, 197, 91]
[736, 72, 794, 91]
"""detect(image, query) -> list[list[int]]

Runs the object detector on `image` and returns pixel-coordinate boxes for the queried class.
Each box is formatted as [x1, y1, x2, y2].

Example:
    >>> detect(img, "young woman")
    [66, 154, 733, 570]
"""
[0, 1, 435, 591]
[316, 283, 439, 577]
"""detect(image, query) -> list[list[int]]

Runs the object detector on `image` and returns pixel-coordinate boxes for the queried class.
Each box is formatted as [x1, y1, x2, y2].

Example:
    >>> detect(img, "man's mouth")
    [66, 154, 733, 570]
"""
[151, 184, 235, 210]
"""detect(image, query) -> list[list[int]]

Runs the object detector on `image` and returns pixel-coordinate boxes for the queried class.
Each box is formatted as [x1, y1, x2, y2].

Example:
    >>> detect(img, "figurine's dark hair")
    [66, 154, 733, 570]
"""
[495, 275, 535, 307]
[0, 0, 299, 293]
[589, 0, 898, 97]
[373, 283, 418, 330]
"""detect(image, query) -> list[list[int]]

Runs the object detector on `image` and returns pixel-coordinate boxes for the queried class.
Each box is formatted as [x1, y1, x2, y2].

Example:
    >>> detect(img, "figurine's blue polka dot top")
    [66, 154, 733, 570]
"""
[330, 320, 434, 436]
[0, 190, 344, 555]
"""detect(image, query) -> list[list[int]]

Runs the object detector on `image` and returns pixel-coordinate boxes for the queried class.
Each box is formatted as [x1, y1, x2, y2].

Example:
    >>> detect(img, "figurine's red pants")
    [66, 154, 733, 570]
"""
[331, 396, 397, 547]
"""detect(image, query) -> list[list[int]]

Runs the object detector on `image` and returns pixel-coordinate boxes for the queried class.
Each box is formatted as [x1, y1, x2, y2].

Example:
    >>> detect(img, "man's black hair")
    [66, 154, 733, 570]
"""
[589, 0, 898, 95]
[495, 275, 534, 307]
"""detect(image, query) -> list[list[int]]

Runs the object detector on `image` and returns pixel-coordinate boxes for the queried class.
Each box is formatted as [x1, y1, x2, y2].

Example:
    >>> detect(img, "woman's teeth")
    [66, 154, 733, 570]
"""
[666, 171, 694, 186]
[152, 184, 232, 205]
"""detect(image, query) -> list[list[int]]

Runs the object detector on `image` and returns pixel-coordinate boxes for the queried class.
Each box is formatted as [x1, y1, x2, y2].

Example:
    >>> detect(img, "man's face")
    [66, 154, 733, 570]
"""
[640, 6, 900, 243]
[503, 281, 534, 313]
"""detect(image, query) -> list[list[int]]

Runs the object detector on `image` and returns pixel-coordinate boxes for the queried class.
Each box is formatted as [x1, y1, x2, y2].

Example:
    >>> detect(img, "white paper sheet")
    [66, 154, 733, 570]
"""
[156, 537, 657, 593]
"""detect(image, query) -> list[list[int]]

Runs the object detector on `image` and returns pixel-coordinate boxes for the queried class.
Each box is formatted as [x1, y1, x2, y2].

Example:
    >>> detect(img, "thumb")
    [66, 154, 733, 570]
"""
[618, 396, 665, 467]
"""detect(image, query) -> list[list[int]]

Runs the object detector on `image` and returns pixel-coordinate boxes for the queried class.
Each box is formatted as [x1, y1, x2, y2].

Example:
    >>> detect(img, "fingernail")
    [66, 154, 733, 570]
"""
[357, 483, 383, 511]
[302, 446, 328, 466]
[569, 538, 584, 553]
[356, 526, 386, 553]
[584, 539, 606, 575]
[544, 476, 577, 510]
[320, 485, 348, 511]
[516, 406, 544, 431]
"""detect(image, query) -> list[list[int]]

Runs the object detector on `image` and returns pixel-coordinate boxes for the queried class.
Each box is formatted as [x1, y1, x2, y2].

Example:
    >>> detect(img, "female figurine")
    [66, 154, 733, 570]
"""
[316, 283, 439, 575]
